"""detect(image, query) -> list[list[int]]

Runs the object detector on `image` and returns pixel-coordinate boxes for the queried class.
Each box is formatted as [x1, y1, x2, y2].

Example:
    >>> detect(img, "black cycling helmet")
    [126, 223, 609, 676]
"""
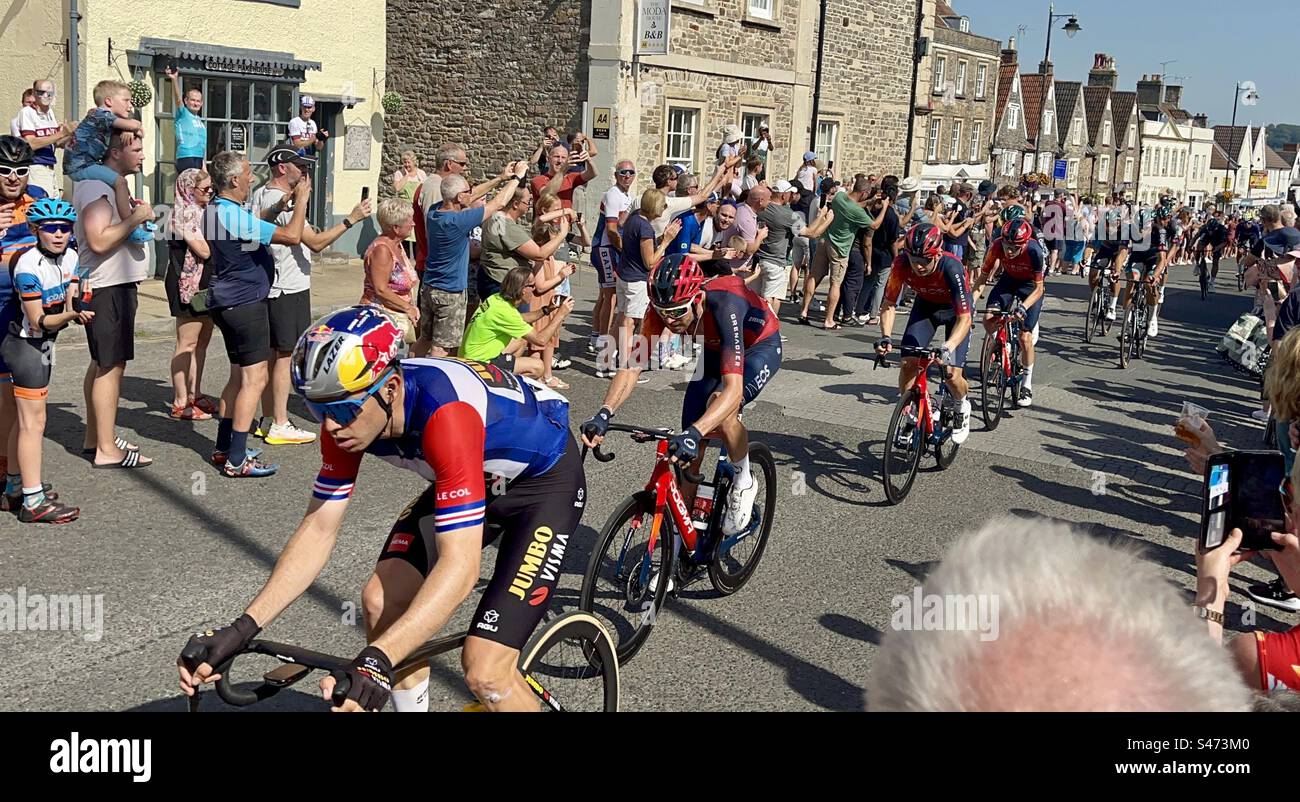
[0, 135, 33, 167]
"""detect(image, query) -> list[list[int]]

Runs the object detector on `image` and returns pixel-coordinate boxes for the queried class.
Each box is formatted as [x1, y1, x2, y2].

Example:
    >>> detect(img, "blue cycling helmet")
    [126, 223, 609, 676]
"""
[26, 197, 77, 225]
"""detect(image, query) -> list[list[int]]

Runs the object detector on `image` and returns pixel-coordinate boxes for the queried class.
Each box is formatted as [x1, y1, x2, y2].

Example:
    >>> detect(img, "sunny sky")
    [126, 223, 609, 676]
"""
[955, 0, 1294, 129]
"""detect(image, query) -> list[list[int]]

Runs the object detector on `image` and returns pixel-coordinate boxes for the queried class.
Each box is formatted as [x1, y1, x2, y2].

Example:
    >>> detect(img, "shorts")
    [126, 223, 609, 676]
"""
[0, 329, 54, 399]
[489, 353, 517, 373]
[791, 235, 810, 268]
[212, 298, 271, 367]
[1062, 240, 1086, 264]
[175, 157, 204, 173]
[615, 278, 649, 319]
[67, 163, 120, 187]
[378, 434, 586, 651]
[1045, 238, 1062, 252]
[268, 289, 311, 353]
[964, 238, 985, 273]
[164, 261, 209, 319]
[758, 259, 789, 299]
[810, 242, 850, 285]
[1091, 245, 1125, 269]
[1252, 626, 1300, 692]
[27, 165, 58, 198]
[476, 269, 502, 303]
[85, 283, 138, 368]
[947, 243, 965, 260]
[1126, 250, 1161, 280]
[985, 274, 1044, 332]
[902, 298, 972, 368]
[593, 245, 619, 289]
[417, 284, 467, 350]
[682, 337, 782, 430]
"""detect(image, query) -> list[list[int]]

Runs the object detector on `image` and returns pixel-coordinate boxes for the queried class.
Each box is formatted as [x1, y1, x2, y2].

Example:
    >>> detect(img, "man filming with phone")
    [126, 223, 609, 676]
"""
[288, 95, 328, 155]
[530, 132, 597, 209]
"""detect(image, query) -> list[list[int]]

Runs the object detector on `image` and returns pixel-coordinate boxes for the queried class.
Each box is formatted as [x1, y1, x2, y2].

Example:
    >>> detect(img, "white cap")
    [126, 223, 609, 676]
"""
[300, 94, 315, 108]
[772, 179, 794, 194]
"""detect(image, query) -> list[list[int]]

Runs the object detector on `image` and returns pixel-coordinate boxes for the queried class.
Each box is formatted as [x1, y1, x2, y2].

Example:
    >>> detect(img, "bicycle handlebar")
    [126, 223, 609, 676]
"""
[187, 638, 352, 709]
[586, 423, 704, 483]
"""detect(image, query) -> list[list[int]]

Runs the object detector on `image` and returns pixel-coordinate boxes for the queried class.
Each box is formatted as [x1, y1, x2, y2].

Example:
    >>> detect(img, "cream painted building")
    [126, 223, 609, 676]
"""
[1, 0, 386, 256]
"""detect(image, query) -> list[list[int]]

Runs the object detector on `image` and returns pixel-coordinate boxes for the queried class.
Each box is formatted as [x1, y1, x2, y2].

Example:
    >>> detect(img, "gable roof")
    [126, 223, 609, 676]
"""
[1021, 73, 1048, 140]
[1213, 125, 1250, 165]
[935, 1, 959, 19]
[1054, 80, 1082, 147]
[1266, 147, 1290, 170]
[1082, 85, 1111, 146]
[996, 61, 1018, 117]
[1210, 142, 1233, 171]
[1110, 91, 1136, 128]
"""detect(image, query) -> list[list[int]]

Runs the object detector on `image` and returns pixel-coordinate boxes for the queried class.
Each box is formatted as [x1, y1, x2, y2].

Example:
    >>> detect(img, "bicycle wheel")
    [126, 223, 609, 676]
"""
[518, 610, 619, 712]
[882, 388, 925, 504]
[577, 493, 672, 665]
[979, 333, 1007, 430]
[709, 442, 776, 595]
[1118, 309, 1132, 369]
[1134, 302, 1148, 360]
[1198, 258, 1209, 300]
[1084, 287, 1099, 343]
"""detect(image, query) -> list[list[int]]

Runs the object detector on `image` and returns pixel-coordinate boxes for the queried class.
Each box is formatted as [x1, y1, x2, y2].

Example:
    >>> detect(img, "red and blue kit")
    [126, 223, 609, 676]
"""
[885, 253, 974, 364]
[982, 238, 1046, 330]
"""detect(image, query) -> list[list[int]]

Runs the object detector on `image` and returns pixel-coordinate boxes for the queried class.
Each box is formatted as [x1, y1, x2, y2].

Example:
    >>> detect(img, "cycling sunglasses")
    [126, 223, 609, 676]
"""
[304, 379, 389, 425]
[0, 166, 30, 178]
[37, 223, 73, 234]
[616, 169, 637, 177]
[654, 300, 693, 320]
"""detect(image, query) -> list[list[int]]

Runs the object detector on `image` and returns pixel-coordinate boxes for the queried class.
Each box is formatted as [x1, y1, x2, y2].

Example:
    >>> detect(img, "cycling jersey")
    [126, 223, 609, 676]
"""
[313, 358, 570, 533]
[1197, 220, 1229, 247]
[1131, 222, 1176, 259]
[641, 273, 779, 376]
[885, 253, 972, 316]
[983, 238, 1046, 282]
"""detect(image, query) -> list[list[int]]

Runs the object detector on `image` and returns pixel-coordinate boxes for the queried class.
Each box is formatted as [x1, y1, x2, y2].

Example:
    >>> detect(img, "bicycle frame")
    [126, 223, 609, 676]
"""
[898, 350, 947, 443]
[989, 311, 1020, 380]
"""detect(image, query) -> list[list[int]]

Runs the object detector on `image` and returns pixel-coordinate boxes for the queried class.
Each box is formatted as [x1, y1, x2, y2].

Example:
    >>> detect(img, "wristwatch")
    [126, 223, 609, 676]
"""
[1193, 605, 1224, 625]
[342, 218, 354, 229]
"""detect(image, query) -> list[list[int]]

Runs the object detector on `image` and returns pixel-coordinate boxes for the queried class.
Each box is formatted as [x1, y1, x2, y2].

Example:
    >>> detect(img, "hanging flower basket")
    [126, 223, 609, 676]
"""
[381, 91, 403, 115]
[1216, 190, 1235, 204]
[128, 80, 153, 110]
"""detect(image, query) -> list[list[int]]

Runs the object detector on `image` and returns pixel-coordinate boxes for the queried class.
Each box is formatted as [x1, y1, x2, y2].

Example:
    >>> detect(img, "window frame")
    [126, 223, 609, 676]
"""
[955, 60, 967, 97]
[949, 119, 963, 161]
[970, 120, 983, 162]
[746, 0, 775, 21]
[928, 118, 941, 160]
[975, 63, 987, 99]
[933, 56, 946, 93]
[815, 119, 839, 167]
[1006, 104, 1019, 131]
[1124, 157, 1134, 183]
[1102, 120, 1112, 147]
[1099, 154, 1111, 183]
[664, 104, 703, 176]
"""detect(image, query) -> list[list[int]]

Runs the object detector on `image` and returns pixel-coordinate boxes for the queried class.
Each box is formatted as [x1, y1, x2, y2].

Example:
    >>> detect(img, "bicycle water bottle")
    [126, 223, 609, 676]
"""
[691, 481, 716, 532]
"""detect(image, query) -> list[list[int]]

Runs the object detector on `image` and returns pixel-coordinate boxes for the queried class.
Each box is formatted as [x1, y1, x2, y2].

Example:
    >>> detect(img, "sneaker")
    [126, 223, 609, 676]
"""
[1, 482, 55, 513]
[780, 334, 789, 343]
[951, 398, 972, 445]
[211, 447, 264, 466]
[586, 340, 598, 355]
[222, 456, 279, 478]
[1245, 578, 1300, 613]
[636, 374, 650, 385]
[894, 411, 918, 449]
[264, 422, 317, 445]
[1105, 306, 1117, 322]
[552, 356, 572, 370]
[662, 353, 691, 370]
[1018, 387, 1034, 408]
[18, 497, 79, 524]
[1252, 409, 1272, 423]
[721, 474, 759, 536]
[1147, 318, 1159, 338]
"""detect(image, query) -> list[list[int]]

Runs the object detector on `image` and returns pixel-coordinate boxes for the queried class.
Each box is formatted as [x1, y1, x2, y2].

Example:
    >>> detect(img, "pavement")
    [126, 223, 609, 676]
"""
[1, 256, 1293, 712]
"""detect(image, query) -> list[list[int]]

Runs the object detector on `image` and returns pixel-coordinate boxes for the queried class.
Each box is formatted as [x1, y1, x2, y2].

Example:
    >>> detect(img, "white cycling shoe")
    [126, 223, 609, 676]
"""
[722, 474, 759, 535]
[951, 398, 972, 445]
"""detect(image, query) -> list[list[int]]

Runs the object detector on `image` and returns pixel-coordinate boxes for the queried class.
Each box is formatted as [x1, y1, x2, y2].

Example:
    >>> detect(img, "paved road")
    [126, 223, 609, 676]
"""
[1, 260, 1291, 711]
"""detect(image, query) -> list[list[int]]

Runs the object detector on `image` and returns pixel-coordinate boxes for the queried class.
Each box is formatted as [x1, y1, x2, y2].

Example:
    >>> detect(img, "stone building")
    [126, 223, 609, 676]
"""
[1081, 84, 1114, 196]
[1108, 89, 1140, 198]
[915, 2, 1000, 192]
[990, 39, 1030, 185]
[1019, 71, 1057, 187]
[386, 0, 933, 220]
[1053, 80, 1087, 192]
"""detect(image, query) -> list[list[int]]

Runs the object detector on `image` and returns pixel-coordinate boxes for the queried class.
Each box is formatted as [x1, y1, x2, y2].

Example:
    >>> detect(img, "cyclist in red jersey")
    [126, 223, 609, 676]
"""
[179, 306, 585, 713]
[972, 220, 1047, 408]
[581, 253, 781, 536]
[875, 223, 974, 444]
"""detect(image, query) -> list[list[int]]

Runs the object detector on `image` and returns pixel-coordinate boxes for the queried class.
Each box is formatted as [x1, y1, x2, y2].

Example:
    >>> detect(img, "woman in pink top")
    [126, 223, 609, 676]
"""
[362, 198, 420, 343]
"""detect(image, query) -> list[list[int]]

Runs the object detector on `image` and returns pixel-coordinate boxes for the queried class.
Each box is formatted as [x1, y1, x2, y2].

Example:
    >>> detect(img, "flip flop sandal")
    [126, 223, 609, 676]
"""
[82, 437, 140, 456]
[193, 395, 220, 415]
[821, 323, 842, 331]
[92, 449, 153, 469]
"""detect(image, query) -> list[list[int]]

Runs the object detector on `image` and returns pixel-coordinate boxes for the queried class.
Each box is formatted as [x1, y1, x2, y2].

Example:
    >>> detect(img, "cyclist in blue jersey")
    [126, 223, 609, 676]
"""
[179, 305, 586, 713]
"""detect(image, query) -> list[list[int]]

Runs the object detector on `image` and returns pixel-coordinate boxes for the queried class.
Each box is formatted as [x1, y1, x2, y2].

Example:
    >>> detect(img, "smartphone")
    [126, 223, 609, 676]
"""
[1201, 450, 1286, 551]
[552, 294, 571, 308]
[361, 186, 370, 202]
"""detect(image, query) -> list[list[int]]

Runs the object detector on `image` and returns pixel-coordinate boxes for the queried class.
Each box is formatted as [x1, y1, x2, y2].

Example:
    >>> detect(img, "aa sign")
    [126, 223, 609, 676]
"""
[637, 0, 671, 56]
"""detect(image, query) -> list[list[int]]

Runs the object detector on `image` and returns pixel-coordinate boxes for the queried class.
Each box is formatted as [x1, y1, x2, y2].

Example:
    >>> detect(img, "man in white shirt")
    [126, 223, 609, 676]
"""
[631, 157, 740, 239]
[287, 95, 327, 155]
[590, 160, 636, 358]
[10, 89, 34, 138]
[19, 81, 72, 198]
[250, 145, 371, 446]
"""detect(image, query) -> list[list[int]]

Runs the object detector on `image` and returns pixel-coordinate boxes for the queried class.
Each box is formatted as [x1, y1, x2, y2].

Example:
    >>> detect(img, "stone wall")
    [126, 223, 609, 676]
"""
[383, 0, 591, 186]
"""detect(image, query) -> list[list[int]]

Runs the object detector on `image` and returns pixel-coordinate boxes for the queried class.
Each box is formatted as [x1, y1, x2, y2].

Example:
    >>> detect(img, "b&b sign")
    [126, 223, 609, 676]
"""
[637, 0, 671, 56]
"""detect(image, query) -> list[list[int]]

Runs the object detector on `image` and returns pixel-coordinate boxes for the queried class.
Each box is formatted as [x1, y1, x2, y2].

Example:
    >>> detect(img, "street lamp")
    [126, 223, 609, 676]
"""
[1042, 3, 1082, 72]
[1225, 80, 1259, 205]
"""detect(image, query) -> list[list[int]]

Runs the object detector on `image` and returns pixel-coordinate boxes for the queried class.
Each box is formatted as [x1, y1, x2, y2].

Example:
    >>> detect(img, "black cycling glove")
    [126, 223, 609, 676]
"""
[938, 346, 956, 367]
[179, 613, 260, 674]
[667, 426, 704, 463]
[581, 407, 614, 441]
[330, 645, 394, 712]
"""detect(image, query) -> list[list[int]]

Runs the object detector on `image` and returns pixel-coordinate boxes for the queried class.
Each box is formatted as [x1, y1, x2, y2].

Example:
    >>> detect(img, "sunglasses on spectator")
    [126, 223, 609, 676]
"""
[37, 223, 73, 234]
[305, 379, 390, 426]
[196, 185, 214, 195]
[0, 166, 30, 178]
[450, 160, 468, 168]
[654, 301, 693, 320]
[617, 169, 636, 176]
[35, 90, 55, 97]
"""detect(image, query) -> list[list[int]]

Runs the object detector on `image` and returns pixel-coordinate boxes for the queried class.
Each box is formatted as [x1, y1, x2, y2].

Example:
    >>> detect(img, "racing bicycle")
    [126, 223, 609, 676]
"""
[1084, 258, 1119, 343]
[878, 347, 962, 504]
[1118, 277, 1153, 369]
[979, 308, 1026, 430]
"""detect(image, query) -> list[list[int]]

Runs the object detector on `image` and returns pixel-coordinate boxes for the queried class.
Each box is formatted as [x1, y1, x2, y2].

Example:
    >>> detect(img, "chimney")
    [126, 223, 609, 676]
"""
[1164, 85, 1182, 108]
[1136, 74, 1163, 108]
[1038, 58, 1053, 76]
[1192, 113, 1209, 128]
[1284, 143, 1299, 155]
[1088, 53, 1117, 89]
[1001, 37, 1018, 68]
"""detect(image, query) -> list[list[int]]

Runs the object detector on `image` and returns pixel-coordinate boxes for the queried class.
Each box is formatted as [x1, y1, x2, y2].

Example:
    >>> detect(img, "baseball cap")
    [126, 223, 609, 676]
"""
[803, 151, 818, 163]
[978, 180, 997, 198]
[1263, 227, 1300, 255]
[671, 164, 687, 175]
[299, 95, 315, 108]
[772, 179, 794, 194]
[267, 144, 316, 169]
[697, 191, 722, 208]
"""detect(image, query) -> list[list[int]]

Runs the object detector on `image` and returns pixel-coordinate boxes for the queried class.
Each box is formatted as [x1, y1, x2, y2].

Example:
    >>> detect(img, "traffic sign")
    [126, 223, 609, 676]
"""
[1054, 159, 1068, 180]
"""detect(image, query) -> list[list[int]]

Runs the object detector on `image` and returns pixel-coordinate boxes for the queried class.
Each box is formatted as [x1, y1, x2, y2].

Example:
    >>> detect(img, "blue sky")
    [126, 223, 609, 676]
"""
[957, 0, 1294, 129]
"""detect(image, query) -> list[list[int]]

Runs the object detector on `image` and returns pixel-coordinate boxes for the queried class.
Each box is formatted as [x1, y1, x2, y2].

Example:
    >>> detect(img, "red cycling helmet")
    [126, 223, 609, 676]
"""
[1001, 219, 1033, 247]
[649, 252, 705, 308]
[905, 223, 944, 260]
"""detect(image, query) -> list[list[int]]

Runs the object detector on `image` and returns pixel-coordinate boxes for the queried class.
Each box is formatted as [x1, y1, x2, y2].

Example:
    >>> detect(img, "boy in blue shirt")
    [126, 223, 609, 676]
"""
[65, 80, 150, 242]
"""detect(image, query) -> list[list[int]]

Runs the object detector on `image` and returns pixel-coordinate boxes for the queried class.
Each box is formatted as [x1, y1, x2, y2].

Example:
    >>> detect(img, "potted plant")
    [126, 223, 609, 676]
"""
[382, 91, 403, 115]
[128, 79, 153, 110]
